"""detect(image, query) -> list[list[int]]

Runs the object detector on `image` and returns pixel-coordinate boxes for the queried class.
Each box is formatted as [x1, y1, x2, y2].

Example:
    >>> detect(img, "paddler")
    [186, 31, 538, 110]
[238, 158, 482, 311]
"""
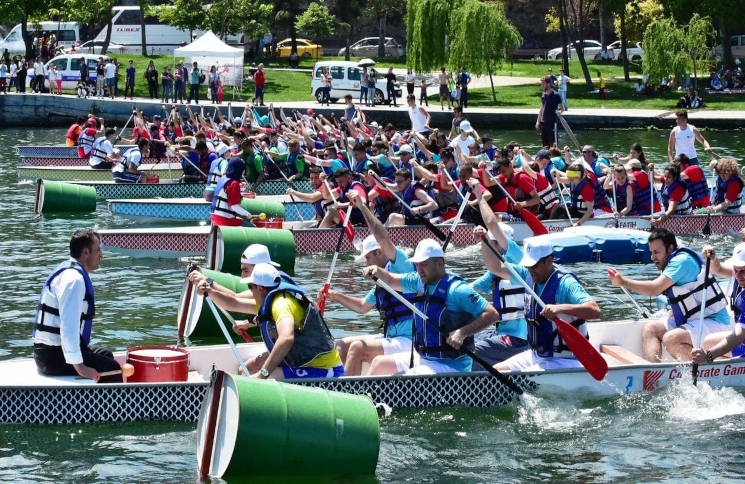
[608, 228, 730, 362]
[196, 263, 343, 380]
[488, 236, 601, 372]
[112, 138, 150, 183]
[286, 166, 329, 225]
[319, 191, 415, 376]
[65, 117, 85, 147]
[692, 243, 745, 364]
[210, 157, 253, 226]
[33, 229, 122, 383]
[362, 238, 500, 375]
[77, 117, 104, 159]
[550, 162, 612, 224]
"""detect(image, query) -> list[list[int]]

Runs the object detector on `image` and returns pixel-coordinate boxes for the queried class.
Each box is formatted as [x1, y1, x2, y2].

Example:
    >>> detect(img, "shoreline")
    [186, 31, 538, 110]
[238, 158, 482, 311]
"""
[2, 93, 745, 130]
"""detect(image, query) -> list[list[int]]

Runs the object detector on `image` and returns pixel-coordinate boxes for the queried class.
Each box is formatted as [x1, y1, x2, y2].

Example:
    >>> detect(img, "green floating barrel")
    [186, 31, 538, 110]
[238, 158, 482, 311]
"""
[176, 268, 261, 342]
[206, 226, 296, 276]
[34, 179, 96, 214]
[239, 198, 286, 219]
[197, 372, 380, 479]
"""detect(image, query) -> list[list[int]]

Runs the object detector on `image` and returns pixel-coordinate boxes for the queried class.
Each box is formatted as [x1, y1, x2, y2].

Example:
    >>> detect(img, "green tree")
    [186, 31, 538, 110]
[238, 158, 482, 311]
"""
[545, 0, 596, 85]
[642, 17, 689, 91]
[0, 0, 61, 58]
[295, 1, 337, 59]
[612, 0, 664, 43]
[681, 14, 716, 91]
[157, 0, 207, 41]
[55, 0, 115, 54]
[362, 0, 407, 58]
[406, 0, 453, 73]
[448, 0, 521, 102]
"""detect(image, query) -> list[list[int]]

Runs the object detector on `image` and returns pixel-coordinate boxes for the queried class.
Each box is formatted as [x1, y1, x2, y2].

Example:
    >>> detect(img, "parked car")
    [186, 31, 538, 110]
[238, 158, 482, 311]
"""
[714, 35, 745, 60]
[547, 40, 613, 60]
[276, 38, 322, 58]
[77, 40, 126, 54]
[607, 40, 644, 61]
[512, 40, 547, 60]
[26, 54, 109, 91]
[310, 60, 401, 105]
[338, 37, 405, 58]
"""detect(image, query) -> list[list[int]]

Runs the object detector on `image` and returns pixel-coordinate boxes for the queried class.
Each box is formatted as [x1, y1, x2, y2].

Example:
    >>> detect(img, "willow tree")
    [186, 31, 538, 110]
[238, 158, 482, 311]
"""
[643, 18, 689, 90]
[407, 0, 521, 103]
[681, 14, 715, 91]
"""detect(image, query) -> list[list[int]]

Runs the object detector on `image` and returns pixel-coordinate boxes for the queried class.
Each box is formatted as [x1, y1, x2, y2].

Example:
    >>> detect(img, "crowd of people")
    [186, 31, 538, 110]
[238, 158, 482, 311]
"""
[43, 92, 745, 382]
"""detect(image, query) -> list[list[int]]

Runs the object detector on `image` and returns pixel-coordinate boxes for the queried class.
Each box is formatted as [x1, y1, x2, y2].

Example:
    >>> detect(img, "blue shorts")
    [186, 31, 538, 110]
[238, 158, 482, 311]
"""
[280, 363, 345, 379]
[107, 78, 116, 87]
[113, 171, 141, 183]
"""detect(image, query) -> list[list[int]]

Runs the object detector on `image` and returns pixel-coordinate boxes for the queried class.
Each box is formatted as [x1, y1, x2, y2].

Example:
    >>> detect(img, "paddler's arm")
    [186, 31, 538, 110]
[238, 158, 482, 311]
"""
[323, 289, 373, 314]
[362, 265, 403, 292]
[702, 245, 732, 278]
[413, 188, 438, 215]
[608, 270, 673, 297]
[411, 160, 437, 183]
[447, 303, 500, 350]
[255, 315, 295, 378]
[470, 178, 509, 253]
[286, 187, 323, 203]
[692, 324, 745, 364]
[189, 271, 258, 314]
[349, 190, 397, 262]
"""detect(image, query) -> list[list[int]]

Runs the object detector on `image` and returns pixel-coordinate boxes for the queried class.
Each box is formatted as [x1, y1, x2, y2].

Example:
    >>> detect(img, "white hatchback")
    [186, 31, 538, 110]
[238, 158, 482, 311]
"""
[310, 60, 402, 105]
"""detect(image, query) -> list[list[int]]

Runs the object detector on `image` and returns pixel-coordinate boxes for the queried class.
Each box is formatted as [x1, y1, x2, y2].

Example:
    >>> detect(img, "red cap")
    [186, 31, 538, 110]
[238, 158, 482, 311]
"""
[306, 108, 315, 116]
[86, 118, 97, 126]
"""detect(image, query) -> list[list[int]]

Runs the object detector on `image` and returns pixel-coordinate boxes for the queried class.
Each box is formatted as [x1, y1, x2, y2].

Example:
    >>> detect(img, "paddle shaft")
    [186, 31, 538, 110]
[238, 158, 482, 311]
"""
[556, 179, 575, 225]
[442, 186, 472, 252]
[113, 112, 134, 147]
[478, 164, 548, 236]
[557, 113, 581, 153]
[692, 257, 712, 385]
[369, 171, 446, 241]
[174, 149, 207, 178]
[204, 296, 251, 376]
[373, 277, 523, 395]
[479, 234, 608, 381]
[261, 148, 305, 222]
[318, 179, 354, 314]
[213, 302, 254, 343]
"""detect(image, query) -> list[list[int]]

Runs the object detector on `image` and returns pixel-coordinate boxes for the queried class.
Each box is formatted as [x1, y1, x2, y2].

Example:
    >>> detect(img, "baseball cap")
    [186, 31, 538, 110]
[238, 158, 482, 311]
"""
[625, 159, 642, 170]
[459, 121, 473, 132]
[86, 118, 97, 126]
[215, 143, 230, 156]
[535, 149, 551, 161]
[399, 144, 414, 154]
[306, 108, 315, 116]
[355, 235, 382, 263]
[306, 129, 317, 138]
[519, 237, 553, 267]
[488, 223, 514, 241]
[240, 244, 280, 267]
[370, 121, 379, 128]
[233, 117, 242, 125]
[407, 239, 445, 263]
[240, 263, 281, 287]
[727, 243, 745, 268]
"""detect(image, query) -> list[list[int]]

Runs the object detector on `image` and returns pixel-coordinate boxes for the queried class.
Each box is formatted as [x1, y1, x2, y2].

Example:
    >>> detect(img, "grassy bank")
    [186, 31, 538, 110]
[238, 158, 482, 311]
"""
[94, 54, 745, 110]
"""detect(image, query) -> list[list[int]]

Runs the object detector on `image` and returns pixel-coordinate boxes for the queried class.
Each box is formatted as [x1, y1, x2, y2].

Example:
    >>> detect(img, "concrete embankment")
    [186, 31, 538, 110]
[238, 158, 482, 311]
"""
[2, 93, 745, 130]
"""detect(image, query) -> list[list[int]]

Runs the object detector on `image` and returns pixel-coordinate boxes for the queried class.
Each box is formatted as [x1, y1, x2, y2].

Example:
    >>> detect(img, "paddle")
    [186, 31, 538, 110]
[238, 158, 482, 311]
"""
[480, 234, 608, 381]
[373, 276, 523, 395]
[368, 170, 447, 241]
[213, 295, 255, 343]
[259, 146, 306, 222]
[557, 112, 581, 153]
[442, 186, 472, 252]
[317, 179, 355, 315]
[204, 296, 251, 375]
[113, 110, 135, 147]
[174, 148, 207, 179]
[692, 257, 712, 386]
[606, 268, 651, 319]
[323, 179, 355, 242]
[77, 363, 135, 380]
[485, 170, 549, 236]
[555, 177, 575, 225]
[702, 212, 712, 237]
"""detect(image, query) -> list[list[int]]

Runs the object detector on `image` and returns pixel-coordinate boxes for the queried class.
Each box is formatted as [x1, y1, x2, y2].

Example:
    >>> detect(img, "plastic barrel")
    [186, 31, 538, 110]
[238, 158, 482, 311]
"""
[239, 198, 285, 219]
[197, 372, 380, 479]
[206, 226, 296, 276]
[34, 179, 96, 214]
[176, 268, 261, 342]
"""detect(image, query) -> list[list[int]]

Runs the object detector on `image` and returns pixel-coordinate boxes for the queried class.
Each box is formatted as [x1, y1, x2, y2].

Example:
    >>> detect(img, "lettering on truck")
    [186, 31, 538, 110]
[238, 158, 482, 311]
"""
[116, 28, 141, 32]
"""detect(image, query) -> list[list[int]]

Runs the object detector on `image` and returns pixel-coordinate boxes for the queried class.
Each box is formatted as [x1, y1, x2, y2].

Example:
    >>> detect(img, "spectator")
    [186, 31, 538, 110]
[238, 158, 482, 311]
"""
[385, 67, 397, 106]
[173, 61, 185, 103]
[289, 50, 299, 68]
[691, 90, 705, 109]
[420, 79, 429, 107]
[187, 61, 201, 104]
[95, 57, 105, 98]
[319, 66, 331, 106]
[124, 60, 135, 100]
[367, 69, 376, 107]
[360, 66, 369, 106]
[0, 62, 6, 94]
[105, 58, 116, 99]
[33, 57, 45, 93]
[633, 79, 644, 97]
[145, 61, 158, 99]
[547, 68, 557, 87]
[405, 68, 415, 96]
[535, 75, 562, 148]
[216, 78, 223, 104]
[597, 71, 606, 99]
[253, 63, 266, 106]
[557, 68, 570, 110]
[161, 66, 173, 103]
[600, 47, 612, 62]
[458, 66, 471, 108]
[438, 66, 452, 110]
[8, 56, 18, 92]
[49, 64, 62, 95]
[208, 65, 219, 104]
[17, 58, 27, 93]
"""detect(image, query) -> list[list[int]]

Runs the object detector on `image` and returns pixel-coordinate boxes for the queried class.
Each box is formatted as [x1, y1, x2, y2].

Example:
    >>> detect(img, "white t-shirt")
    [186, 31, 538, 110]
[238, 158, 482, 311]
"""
[113, 147, 142, 173]
[452, 134, 475, 154]
[9, 63, 17, 77]
[34, 62, 45, 76]
[105, 63, 116, 79]
[558, 74, 569, 92]
[48, 68, 57, 81]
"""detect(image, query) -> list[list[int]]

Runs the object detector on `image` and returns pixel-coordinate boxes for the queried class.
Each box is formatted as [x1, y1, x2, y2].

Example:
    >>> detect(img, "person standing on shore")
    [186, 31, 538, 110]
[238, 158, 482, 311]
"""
[536, 75, 563, 148]
[557, 69, 570, 110]
[667, 109, 711, 165]
[123, 60, 135, 100]
[187, 61, 201, 104]
[385, 67, 397, 107]
[253, 63, 266, 106]
[173, 61, 184, 103]
[105, 59, 116, 99]
[33, 57, 45, 93]
[457, 66, 471, 108]
[406, 68, 415, 96]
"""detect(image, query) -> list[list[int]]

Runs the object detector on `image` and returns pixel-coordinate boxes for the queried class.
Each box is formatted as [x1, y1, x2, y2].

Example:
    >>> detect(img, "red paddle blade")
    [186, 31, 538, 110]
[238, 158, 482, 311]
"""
[554, 318, 608, 381]
[318, 282, 330, 315]
[519, 208, 548, 236]
[238, 328, 254, 343]
[338, 209, 355, 242]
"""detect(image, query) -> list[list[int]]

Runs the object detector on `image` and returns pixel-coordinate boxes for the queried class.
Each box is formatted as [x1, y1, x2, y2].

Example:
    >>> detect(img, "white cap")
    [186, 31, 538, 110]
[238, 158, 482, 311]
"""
[215, 143, 230, 156]
[407, 239, 445, 263]
[370, 121, 379, 128]
[488, 223, 514, 241]
[399, 144, 414, 154]
[355, 235, 381, 263]
[459, 120, 473, 132]
[727, 243, 745, 268]
[519, 237, 553, 267]
[240, 244, 280, 267]
[306, 129, 317, 137]
[240, 263, 281, 287]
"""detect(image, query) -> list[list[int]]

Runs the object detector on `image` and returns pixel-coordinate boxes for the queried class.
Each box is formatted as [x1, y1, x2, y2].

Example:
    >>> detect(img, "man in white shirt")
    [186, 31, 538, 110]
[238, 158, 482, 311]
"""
[451, 120, 477, 154]
[33, 229, 123, 383]
[89, 128, 120, 169]
[112, 138, 150, 183]
[667, 109, 711, 165]
[105, 59, 117, 99]
[33, 57, 45, 93]
[557, 69, 570, 110]
[407, 94, 431, 137]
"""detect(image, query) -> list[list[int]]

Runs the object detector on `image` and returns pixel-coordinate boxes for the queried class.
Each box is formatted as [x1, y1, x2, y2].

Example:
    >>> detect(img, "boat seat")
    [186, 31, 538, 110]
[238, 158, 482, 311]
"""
[600, 344, 648, 365]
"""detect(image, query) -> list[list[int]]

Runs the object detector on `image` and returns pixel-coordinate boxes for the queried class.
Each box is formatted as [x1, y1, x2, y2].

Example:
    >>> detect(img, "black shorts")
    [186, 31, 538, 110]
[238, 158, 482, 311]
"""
[34, 343, 122, 383]
[439, 85, 449, 98]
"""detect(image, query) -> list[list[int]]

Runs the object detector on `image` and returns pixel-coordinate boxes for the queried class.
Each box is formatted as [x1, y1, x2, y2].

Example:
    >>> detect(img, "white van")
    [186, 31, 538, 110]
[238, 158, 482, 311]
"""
[310, 61, 401, 105]
[27, 54, 109, 91]
[0, 22, 82, 55]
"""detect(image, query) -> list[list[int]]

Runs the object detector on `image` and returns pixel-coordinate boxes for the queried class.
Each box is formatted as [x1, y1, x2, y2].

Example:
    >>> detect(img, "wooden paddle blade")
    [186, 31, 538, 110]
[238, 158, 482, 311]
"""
[519, 208, 548, 236]
[554, 318, 608, 381]
[318, 282, 330, 315]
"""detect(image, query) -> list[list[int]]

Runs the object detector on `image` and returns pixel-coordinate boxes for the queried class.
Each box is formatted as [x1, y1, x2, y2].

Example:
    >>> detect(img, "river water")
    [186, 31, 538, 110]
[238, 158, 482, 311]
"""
[1, 126, 744, 483]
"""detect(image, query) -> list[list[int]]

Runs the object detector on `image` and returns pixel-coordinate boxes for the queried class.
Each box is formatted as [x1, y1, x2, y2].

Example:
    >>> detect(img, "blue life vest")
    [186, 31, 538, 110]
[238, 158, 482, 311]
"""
[570, 177, 610, 213]
[312, 189, 329, 219]
[401, 181, 426, 217]
[664, 247, 727, 327]
[338, 181, 367, 224]
[258, 282, 336, 368]
[660, 179, 691, 213]
[590, 157, 610, 177]
[730, 281, 744, 322]
[715, 175, 744, 214]
[374, 282, 415, 338]
[180, 151, 201, 176]
[413, 274, 475, 360]
[33, 261, 95, 346]
[372, 178, 401, 222]
[613, 180, 631, 212]
[206, 157, 226, 189]
[630, 170, 655, 214]
[526, 269, 587, 358]
[683, 166, 709, 206]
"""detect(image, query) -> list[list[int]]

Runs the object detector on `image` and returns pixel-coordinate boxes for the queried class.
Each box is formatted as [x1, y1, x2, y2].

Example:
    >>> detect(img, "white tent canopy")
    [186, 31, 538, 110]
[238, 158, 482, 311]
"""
[174, 31, 243, 87]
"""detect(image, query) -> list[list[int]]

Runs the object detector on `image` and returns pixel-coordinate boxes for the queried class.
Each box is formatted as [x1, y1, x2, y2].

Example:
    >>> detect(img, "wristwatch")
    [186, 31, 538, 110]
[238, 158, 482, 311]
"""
[259, 368, 270, 379]
[204, 278, 213, 289]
